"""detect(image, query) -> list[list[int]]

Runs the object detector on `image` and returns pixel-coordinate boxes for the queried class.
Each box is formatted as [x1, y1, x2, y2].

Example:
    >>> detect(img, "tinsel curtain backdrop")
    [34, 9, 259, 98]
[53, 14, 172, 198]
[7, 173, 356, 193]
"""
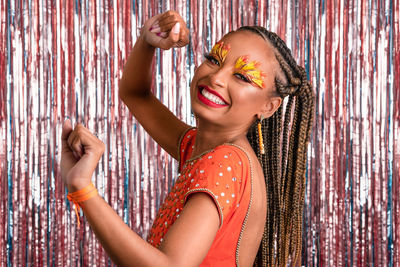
[1, 0, 399, 266]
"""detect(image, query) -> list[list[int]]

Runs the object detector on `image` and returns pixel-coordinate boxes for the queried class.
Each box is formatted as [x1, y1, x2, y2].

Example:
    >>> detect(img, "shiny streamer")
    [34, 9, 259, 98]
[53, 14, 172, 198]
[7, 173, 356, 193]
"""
[0, 0, 399, 266]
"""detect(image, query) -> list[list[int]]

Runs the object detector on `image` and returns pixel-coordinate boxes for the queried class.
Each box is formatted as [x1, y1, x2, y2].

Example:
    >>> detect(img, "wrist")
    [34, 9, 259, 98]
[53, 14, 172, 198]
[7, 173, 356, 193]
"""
[67, 180, 92, 193]
[138, 34, 157, 51]
[67, 182, 98, 227]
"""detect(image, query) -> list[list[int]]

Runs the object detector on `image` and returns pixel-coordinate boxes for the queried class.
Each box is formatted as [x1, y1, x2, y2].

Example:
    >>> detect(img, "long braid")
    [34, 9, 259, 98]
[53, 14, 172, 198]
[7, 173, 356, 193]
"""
[239, 26, 315, 266]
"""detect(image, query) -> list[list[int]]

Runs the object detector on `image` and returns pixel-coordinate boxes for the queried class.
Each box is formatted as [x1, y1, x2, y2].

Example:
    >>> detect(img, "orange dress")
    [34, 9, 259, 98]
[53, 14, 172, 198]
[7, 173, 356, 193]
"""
[147, 128, 253, 266]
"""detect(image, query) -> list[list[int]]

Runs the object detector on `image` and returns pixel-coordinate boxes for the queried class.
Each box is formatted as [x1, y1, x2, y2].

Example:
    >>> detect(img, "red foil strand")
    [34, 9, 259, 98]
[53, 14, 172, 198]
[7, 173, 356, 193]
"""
[0, 0, 399, 266]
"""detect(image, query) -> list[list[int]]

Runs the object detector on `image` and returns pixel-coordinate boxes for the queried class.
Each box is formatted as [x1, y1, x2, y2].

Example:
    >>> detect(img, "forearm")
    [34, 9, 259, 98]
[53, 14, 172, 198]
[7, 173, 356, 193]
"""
[80, 194, 170, 267]
[119, 35, 156, 99]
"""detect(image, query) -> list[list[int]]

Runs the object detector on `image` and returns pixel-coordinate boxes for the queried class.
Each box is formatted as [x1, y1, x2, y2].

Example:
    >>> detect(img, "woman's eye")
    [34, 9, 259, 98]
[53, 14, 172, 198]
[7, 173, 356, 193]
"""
[204, 54, 220, 66]
[235, 73, 250, 83]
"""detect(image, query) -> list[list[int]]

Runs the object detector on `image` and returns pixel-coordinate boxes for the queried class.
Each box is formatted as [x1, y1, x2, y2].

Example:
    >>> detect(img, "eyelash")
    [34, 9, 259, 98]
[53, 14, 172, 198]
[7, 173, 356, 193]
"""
[204, 53, 220, 66]
[203, 53, 251, 83]
[234, 73, 250, 83]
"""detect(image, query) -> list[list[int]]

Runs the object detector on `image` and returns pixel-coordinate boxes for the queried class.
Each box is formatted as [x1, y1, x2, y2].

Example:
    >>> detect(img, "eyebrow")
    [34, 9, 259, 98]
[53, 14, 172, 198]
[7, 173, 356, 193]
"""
[235, 55, 266, 88]
[209, 41, 231, 64]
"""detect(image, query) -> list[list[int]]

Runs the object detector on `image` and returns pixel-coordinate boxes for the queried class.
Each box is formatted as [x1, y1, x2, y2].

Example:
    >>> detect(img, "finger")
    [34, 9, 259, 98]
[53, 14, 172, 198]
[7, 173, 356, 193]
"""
[156, 32, 168, 38]
[149, 21, 161, 32]
[170, 22, 181, 41]
[150, 19, 159, 28]
[178, 27, 189, 47]
[72, 137, 84, 158]
[152, 20, 179, 34]
[157, 11, 180, 25]
[179, 28, 185, 42]
[158, 21, 180, 33]
[75, 125, 101, 148]
[70, 124, 105, 157]
[68, 130, 83, 158]
[66, 133, 81, 160]
[171, 25, 189, 48]
[158, 22, 180, 49]
[150, 26, 161, 33]
[69, 129, 105, 177]
[62, 119, 73, 142]
[62, 119, 74, 153]
[142, 13, 164, 33]
[72, 150, 81, 160]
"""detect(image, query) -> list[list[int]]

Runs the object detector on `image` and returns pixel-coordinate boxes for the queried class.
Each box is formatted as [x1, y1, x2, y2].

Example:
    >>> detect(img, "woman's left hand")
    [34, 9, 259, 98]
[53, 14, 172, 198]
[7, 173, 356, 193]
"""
[61, 119, 105, 192]
[143, 11, 189, 49]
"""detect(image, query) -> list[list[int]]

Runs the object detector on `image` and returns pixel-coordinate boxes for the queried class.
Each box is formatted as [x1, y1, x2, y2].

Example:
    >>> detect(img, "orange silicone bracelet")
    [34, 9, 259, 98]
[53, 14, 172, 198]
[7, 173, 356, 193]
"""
[67, 183, 98, 227]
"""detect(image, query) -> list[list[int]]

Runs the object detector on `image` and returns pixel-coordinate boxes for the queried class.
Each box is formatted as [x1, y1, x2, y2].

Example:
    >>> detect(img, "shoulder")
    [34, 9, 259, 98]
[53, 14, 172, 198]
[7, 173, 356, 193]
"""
[183, 144, 251, 227]
[180, 144, 250, 179]
[196, 144, 249, 172]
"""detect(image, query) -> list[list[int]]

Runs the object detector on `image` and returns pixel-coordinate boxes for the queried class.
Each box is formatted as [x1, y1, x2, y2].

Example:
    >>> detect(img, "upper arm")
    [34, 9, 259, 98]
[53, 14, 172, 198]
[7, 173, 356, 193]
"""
[158, 193, 220, 267]
[120, 92, 191, 160]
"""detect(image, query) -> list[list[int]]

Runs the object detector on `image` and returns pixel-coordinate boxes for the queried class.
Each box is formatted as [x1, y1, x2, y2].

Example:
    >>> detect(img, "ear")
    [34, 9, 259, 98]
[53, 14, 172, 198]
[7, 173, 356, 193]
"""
[259, 97, 282, 118]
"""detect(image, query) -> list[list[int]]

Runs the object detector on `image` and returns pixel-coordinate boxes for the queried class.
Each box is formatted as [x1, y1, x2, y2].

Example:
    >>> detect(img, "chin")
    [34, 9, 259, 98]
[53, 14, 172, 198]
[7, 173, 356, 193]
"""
[191, 106, 227, 128]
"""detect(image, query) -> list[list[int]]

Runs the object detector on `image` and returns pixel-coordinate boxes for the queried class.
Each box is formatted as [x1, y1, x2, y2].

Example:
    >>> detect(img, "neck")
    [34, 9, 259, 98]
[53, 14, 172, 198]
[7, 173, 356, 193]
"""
[191, 121, 251, 159]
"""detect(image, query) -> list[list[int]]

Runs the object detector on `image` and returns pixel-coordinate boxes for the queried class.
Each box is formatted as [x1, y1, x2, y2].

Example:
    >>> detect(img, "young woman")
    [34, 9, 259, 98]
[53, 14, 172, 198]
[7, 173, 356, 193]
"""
[61, 11, 314, 267]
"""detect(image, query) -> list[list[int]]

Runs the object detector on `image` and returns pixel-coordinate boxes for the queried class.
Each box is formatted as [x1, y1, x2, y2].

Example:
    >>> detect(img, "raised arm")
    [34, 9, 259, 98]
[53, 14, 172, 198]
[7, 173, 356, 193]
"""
[119, 11, 191, 160]
[61, 121, 220, 266]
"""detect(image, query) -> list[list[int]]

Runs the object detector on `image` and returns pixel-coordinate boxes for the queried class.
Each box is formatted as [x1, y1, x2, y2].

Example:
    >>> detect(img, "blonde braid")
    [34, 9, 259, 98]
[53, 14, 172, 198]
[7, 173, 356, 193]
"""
[239, 26, 315, 267]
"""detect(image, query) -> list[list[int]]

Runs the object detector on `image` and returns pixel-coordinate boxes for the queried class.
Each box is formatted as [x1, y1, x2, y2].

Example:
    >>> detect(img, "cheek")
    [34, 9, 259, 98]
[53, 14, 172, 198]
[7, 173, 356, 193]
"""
[190, 65, 209, 92]
[233, 87, 266, 108]
[193, 64, 208, 79]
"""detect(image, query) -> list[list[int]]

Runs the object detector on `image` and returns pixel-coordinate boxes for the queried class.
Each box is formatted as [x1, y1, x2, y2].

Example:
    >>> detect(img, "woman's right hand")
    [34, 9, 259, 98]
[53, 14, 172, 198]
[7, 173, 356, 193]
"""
[141, 11, 189, 50]
[61, 120, 105, 192]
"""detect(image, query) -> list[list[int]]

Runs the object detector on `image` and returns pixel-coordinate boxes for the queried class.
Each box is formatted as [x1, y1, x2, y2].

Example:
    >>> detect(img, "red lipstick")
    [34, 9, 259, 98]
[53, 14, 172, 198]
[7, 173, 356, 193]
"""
[197, 85, 229, 108]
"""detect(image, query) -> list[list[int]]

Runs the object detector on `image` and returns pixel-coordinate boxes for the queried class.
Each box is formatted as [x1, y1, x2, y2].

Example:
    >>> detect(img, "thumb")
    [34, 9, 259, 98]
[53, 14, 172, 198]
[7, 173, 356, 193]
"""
[62, 119, 73, 146]
[172, 22, 180, 35]
[161, 22, 180, 48]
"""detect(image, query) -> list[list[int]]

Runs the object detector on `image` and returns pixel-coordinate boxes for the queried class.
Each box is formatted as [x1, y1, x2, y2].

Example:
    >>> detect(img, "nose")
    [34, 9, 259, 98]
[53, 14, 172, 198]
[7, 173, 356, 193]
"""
[209, 68, 228, 88]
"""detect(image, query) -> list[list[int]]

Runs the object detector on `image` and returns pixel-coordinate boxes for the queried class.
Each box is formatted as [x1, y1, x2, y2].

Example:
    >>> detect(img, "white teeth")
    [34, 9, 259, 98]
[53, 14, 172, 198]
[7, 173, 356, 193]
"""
[201, 88, 226, 105]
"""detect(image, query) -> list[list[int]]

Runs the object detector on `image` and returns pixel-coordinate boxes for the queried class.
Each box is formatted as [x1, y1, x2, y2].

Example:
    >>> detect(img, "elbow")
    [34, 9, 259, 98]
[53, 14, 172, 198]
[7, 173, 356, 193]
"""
[119, 80, 137, 104]
[118, 80, 150, 103]
[118, 80, 128, 102]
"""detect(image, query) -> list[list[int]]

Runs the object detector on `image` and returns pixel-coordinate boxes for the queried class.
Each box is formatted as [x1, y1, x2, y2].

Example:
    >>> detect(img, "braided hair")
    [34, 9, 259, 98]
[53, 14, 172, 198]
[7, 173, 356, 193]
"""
[236, 26, 315, 266]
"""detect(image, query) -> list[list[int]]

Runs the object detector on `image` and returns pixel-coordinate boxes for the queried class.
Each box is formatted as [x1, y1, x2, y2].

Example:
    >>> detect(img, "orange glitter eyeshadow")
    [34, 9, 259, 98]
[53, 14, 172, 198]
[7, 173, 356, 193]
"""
[235, 56, 266, 88]
[210, 41, 231, 64]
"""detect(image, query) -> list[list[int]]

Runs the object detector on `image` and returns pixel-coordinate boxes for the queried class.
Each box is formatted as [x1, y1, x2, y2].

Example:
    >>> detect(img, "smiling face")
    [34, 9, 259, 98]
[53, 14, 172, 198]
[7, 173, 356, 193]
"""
[190, 31, 282, 131]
